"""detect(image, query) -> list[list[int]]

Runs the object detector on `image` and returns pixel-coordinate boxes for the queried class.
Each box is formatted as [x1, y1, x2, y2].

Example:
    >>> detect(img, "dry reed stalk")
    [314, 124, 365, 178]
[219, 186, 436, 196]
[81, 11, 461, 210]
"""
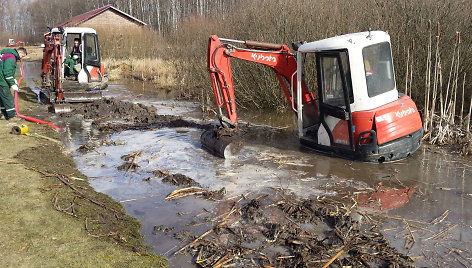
[443, 32, 458, 122]
[467, 95, 472, 132]
[441, 34, 457, 124]
[408, 40, 415, 97]
[429, 22, 441, 133]
[102, 57, 177, 87]
[405, 45, 410, 95]
[450, 32, 461, 124]
[460, 73, 466, 127]
[424, 20, 433, 132]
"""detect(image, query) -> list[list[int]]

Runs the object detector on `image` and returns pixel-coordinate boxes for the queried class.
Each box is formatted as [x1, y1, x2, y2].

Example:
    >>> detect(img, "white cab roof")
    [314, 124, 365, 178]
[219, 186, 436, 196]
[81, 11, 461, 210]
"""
[51, 27, 97, 34]
[297, 31, 398, 112]
[298, 31, 390, 52]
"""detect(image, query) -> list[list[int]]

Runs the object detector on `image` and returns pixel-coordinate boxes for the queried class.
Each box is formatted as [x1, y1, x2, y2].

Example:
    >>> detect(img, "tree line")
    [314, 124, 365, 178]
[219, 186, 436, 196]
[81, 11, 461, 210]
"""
[0, 0, 238, 40]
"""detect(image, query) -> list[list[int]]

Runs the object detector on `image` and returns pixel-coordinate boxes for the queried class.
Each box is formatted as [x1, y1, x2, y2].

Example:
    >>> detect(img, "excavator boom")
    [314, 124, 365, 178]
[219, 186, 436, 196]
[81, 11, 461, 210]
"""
[207, 35, 314, 127]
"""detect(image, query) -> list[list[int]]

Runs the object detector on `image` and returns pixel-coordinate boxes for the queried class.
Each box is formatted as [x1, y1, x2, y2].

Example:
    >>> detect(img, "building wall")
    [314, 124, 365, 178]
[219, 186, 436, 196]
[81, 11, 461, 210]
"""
[78, 10, 144, 33]
[75, 9, 148, 58]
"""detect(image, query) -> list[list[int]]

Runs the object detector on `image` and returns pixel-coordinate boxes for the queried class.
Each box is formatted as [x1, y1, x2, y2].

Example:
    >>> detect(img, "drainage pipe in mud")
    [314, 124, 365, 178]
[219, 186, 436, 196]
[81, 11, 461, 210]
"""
[15, 60, 61, 131]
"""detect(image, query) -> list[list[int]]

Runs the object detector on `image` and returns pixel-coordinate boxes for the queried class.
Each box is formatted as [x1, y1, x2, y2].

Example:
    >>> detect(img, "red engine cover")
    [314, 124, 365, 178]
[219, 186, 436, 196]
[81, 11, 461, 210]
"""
[352, 95, 422, 146]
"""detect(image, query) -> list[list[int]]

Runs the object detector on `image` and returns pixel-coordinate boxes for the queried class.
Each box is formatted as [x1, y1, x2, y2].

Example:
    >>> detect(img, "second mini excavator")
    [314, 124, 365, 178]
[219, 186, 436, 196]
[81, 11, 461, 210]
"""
[41, 27, 108, 112]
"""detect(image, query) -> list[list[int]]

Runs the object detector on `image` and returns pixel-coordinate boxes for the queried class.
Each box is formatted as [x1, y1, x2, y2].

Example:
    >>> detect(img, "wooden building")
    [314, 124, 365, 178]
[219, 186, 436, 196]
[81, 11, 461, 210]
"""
[56, 5, 147, 33]
[56, 5, 150, 57]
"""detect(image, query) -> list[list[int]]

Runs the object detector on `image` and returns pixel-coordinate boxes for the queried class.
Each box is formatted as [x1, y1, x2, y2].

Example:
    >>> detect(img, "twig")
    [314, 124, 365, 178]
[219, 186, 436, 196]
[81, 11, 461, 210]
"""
[425, 224, 458, 241]
[403, 220, 416, 246]
[175, 229, 213, 255]
[374, 214, 429, 225]
[322, 249, 345, 268]
[408, 223, 434, 233]
[165, 187, 207, 201]
[88, 232, 119, 238]
[431, 210, 449, 224]
[212, 254, 232, 268]
[119, 193, 162, 203]
[52, 193, 78, 218]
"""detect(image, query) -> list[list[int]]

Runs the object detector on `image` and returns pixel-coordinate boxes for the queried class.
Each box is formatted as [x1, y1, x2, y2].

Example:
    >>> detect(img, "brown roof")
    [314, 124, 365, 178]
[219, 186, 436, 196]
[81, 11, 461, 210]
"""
[56, 5, 147, 28]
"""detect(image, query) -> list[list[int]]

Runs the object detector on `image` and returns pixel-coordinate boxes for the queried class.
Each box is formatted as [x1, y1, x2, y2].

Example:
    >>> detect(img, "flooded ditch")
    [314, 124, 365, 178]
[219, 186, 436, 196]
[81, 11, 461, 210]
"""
[25, 62, 472, 267]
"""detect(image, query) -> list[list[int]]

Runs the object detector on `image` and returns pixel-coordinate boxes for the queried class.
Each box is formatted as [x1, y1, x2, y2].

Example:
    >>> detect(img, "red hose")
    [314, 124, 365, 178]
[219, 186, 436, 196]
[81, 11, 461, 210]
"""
[14, 59, 61, 131]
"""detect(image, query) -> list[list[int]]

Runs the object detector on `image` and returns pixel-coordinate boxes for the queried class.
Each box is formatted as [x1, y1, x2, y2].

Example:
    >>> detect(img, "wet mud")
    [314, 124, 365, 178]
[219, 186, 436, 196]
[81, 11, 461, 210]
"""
[63, 98, 212, 132]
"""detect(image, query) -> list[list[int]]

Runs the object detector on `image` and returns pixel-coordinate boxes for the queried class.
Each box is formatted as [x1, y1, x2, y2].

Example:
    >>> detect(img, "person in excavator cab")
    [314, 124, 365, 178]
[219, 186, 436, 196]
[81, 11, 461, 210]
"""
[64, 38, 81, 78]
[0, 47, 27, 121]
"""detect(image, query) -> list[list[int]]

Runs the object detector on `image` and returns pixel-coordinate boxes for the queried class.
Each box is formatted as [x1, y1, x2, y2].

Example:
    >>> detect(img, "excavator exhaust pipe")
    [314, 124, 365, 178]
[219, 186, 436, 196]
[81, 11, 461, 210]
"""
[200, 128, 242, 158]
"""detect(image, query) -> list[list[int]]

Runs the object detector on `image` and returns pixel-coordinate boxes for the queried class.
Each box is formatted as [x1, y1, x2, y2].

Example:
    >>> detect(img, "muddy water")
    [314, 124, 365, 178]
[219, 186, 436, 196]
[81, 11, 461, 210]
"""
[59, 80, 471, 267]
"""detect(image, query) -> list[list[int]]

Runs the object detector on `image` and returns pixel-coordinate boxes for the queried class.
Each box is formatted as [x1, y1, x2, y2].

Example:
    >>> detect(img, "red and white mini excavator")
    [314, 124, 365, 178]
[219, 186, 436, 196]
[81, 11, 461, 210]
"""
[41, 27, 108, 112]
[202, 31, 423, 163]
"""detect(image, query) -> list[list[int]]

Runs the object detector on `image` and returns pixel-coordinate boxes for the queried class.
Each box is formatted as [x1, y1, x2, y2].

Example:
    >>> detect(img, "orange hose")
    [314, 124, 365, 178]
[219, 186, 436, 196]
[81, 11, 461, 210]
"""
[14, 59, 61, 131]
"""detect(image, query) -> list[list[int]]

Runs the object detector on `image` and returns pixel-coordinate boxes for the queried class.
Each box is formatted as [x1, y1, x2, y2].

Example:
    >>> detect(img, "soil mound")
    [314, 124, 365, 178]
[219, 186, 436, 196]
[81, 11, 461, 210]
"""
[67, 98, 212, 131]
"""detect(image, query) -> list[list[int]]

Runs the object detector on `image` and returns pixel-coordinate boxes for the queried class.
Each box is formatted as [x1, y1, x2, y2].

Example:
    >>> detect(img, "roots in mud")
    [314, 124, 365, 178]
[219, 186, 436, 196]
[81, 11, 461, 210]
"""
[183, 189, 413, 268]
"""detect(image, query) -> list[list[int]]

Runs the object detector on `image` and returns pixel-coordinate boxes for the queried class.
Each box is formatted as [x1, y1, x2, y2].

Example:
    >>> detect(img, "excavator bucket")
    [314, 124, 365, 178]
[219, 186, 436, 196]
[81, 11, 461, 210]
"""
[200, 128, 242, 158]
[49, 82, 102, 113]
[50, 91, 102, 113]
[62, 90, 102, 103]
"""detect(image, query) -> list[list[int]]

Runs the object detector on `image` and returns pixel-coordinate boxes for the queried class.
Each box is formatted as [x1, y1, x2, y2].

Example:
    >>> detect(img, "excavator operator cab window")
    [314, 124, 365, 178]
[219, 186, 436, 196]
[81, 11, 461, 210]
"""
[319, 51, 353, 107]
[363, 42, 395, 97]
[66, 34, 81, 56]
[83, 33, 101, 67]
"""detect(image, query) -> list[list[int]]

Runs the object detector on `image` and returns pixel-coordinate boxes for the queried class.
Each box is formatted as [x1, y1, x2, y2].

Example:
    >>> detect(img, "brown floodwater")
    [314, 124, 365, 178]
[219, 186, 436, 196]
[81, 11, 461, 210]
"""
[24, 65, 471, 267]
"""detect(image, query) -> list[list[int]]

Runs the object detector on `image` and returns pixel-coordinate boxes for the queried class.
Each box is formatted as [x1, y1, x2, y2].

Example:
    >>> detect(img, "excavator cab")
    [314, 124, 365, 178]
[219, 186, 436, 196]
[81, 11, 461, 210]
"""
[295, 32, 422, 162]
[204, 31, 423, 162]
[41, 27, 108, 111]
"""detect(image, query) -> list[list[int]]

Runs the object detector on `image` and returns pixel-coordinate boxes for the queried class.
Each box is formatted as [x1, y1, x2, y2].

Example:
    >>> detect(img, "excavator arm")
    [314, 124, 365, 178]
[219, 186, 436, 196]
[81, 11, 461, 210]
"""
[207, 35, 315, 128]
[41, 33, 64, 100]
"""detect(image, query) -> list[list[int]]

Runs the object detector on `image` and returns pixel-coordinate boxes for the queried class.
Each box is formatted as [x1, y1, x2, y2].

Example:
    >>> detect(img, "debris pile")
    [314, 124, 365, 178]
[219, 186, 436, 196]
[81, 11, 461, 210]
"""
[77, 139, 126, 153]
[177, 189, 413, 267]
[153, 169, 201, 187]
[117, 150, 144, 172]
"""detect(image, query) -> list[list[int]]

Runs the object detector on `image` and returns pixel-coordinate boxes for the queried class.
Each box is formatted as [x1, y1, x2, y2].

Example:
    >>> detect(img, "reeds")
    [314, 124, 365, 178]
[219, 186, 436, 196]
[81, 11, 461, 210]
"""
[422, 22, 470, 147]
[103, 57, 177, 88]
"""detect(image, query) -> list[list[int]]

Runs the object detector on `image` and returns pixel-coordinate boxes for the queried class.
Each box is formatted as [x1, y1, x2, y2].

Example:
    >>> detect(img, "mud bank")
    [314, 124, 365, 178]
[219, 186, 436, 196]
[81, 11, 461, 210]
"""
[65, 98, 212, 132]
